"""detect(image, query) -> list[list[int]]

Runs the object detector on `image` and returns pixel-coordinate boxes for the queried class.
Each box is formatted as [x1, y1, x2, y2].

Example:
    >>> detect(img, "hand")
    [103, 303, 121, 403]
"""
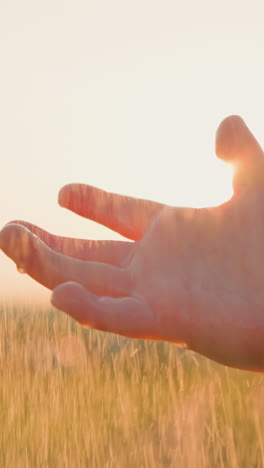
[1, 115, 264, 371]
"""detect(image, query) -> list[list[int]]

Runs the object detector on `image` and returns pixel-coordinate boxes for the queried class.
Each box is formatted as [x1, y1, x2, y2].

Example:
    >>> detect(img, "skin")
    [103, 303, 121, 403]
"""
[1, 115, 264, 371]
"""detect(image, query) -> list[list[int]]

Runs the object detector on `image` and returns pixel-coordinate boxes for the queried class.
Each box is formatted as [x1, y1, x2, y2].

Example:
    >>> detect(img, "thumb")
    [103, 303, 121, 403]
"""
[215, 115, 264, 193]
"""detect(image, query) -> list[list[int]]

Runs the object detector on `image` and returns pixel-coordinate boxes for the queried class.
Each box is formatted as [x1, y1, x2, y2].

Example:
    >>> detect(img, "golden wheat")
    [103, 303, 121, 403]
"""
[0, 303, 263, 467]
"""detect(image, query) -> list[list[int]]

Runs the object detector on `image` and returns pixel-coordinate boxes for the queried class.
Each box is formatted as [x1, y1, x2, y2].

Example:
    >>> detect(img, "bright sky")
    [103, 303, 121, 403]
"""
[1, 0, 264, 303]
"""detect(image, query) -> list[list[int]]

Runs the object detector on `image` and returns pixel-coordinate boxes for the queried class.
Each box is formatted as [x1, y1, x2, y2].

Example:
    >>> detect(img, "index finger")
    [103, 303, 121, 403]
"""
[59, 184, 166, 241]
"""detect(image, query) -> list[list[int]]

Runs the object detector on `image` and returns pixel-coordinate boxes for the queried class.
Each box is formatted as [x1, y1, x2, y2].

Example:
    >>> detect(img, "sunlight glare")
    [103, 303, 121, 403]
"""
[187, 159, 233, 208]
[153, 157, 233, 209]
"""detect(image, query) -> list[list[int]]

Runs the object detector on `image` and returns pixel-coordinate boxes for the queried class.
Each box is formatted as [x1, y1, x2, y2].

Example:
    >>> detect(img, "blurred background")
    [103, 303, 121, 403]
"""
[1, 0, 263, 303]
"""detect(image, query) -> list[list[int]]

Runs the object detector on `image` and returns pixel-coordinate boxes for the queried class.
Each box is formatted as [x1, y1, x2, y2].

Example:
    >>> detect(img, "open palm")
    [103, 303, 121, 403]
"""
[1, 115, 264, 371]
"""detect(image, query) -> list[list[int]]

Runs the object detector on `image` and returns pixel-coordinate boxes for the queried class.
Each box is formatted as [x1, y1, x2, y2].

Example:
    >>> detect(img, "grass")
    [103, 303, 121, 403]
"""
[0, 303, 264, 467]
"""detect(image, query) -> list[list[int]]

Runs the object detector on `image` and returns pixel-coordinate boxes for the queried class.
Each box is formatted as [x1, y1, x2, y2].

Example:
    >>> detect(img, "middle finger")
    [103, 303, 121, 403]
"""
[0, 224, 133, 297]
[8, 221, 134, 266]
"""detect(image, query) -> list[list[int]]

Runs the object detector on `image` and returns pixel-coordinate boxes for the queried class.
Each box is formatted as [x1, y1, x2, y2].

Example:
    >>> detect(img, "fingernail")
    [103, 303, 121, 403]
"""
[216, 115, 246, 161]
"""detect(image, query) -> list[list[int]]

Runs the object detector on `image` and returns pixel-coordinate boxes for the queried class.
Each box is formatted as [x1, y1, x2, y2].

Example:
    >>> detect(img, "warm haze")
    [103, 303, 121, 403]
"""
[1, 0, 263, 303]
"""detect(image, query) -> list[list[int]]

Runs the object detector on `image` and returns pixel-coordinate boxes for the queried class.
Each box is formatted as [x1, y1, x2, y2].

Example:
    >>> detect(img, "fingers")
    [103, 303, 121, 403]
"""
[8, 220, 133, 266]
[52, 282, 154, 339]
[215, 115, 264, 193]
[0, 224, 132, 297]
[58, 184, 165, 241]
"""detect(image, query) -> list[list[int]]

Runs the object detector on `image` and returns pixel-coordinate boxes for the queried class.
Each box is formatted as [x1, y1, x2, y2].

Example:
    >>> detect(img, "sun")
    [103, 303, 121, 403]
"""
[153, 157, 233, 209]
[186, 158, 233, 208]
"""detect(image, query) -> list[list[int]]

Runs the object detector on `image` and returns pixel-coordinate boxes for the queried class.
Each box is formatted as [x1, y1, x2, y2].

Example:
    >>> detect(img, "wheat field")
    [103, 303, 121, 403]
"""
[0, 303, 263, 467]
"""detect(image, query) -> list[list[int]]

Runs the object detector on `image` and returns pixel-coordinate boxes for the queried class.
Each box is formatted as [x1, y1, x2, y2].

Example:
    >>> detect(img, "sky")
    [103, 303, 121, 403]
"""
[1, 0, 264, 303]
